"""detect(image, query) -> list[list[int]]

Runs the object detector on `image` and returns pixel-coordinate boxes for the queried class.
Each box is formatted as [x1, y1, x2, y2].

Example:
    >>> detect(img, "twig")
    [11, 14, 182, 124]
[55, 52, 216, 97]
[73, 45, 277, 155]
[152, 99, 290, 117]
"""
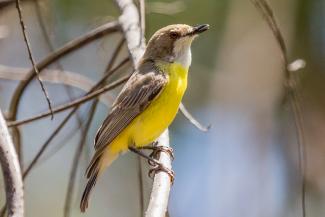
[0, 64, 113, 106]
[250, 1, 307, 216]
[0, 110, 24, 217]
[115, 1, 172, 217]
[64, 102, 98, 217]
[7, 58, 130, 127]
[7, 20, 120, 122]
[179, 103, 210, 132]
[104, 37, 125, 73]
[33, 0, 84, 131]
[15, 0, 54, 119]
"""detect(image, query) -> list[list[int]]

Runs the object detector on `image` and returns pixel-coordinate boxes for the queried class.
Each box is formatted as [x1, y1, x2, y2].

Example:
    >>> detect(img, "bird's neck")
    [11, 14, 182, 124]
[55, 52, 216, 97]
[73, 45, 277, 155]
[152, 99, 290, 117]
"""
[174, 46, 192, 69]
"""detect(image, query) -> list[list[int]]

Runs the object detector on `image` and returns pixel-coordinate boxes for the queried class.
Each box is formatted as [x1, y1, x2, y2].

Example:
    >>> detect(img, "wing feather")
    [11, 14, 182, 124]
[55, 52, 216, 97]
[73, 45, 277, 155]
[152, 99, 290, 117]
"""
[94, 70, 167, 152]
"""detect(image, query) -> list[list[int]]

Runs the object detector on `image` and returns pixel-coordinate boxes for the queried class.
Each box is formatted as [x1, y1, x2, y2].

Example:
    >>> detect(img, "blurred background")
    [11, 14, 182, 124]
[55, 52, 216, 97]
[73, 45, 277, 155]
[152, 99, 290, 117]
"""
[1, 0, 325, 216]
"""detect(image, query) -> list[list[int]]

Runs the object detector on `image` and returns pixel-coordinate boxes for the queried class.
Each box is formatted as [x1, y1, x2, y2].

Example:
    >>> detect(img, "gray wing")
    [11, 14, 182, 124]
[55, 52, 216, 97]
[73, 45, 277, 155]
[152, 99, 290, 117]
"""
[94, 71, 167, 152]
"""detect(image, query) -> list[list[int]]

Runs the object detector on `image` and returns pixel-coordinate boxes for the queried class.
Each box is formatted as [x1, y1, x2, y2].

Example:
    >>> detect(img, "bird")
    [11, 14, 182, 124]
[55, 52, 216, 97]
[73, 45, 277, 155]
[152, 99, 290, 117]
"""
[80, 23, 209, 212]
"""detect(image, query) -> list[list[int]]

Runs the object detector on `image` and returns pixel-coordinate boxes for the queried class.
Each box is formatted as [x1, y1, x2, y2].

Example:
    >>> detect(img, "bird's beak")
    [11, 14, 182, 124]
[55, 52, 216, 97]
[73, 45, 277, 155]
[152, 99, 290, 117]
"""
[191, 24, 210, 35]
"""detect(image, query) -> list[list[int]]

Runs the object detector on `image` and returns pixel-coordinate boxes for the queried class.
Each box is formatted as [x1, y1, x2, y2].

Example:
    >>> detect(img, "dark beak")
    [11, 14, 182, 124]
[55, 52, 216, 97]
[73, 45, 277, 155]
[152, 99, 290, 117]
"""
[191, 24, 209, 35]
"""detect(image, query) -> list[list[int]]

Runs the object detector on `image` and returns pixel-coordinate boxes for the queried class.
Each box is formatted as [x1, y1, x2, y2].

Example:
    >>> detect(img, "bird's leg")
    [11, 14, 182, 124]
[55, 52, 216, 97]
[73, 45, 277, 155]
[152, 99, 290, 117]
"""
[129, 146, 175, 183]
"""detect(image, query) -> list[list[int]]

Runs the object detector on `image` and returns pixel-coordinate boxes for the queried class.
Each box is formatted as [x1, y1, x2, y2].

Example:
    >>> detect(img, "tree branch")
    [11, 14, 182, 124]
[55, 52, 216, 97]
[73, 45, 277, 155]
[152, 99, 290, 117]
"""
[0, 64, 113, 107]
[0, 110, 24, 217]
[115, 1, 172, 217]
[15, 0, 54, 118]
[7, 20, 120, 122]
[7, 73, 129, 127]
[179, 103, 210, 132]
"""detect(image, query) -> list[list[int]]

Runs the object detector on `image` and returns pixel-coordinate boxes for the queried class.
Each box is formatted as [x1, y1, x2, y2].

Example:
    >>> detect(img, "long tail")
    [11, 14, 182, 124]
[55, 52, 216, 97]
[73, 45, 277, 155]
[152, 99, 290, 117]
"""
[80, 147, 119, 212]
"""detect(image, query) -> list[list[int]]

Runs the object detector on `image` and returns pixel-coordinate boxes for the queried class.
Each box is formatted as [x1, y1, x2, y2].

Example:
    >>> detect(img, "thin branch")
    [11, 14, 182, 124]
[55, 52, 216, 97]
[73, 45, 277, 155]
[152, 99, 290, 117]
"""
[115, 1, 172, 217]
[0, 110, 24, 217]
[64, 102, 98, 217]
[7, 58, 129, 127]
[8, 69, 129, 127]
[250, 1, 307, 217]
[7, 20, 120, 122]
[15, 0, 54, 118]
[104, 37, 125, 73]
[33, 0, 84, 131]
[0, 64, 113, 107]
[179, 103, 210, 132]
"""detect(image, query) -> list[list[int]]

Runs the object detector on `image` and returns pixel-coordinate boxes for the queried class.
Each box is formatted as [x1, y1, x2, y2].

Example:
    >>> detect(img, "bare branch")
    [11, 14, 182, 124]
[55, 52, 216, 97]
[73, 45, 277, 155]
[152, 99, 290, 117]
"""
[15, 0, 54, 118]
[179, 103, 210, 132]
[32, 0, 84, 132]
[7, 70, 129, 127]
[0, 64, 113, 107]
[250, 1, 307, 216]
[115, 1, 172, 217]
[7, 21, 120, 122]
[0, 110, 24, 217]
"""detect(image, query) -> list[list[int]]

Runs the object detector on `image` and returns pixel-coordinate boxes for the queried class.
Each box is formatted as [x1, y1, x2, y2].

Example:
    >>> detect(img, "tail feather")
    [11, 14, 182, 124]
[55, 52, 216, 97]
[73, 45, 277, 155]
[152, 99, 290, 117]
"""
[85, 156, 101, 178]
[80, 146, 120, 212]
[80, 168, 99, 212]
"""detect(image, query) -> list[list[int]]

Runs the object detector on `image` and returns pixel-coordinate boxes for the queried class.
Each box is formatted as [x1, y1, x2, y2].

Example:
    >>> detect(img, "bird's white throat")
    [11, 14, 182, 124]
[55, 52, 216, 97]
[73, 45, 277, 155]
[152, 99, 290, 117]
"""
[173, 38, 193, 69]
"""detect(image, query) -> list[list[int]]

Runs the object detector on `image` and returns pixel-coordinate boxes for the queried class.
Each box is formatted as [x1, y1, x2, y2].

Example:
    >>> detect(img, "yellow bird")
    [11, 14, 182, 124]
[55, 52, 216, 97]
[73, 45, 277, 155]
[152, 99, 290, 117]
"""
[80, 24, 209, 212]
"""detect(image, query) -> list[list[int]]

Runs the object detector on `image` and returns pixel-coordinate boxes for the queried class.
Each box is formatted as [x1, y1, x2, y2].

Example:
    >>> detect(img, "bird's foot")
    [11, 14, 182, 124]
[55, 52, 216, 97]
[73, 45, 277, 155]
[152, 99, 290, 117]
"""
[149, 145, 174, 162]
[128, 145, 175, 183]
[148, 163, 175, 184]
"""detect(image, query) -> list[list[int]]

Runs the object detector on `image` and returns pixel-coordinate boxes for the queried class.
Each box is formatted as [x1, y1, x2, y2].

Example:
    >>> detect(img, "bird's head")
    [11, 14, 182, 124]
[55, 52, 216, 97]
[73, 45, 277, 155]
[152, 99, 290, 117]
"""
[142, 24, 209, 68]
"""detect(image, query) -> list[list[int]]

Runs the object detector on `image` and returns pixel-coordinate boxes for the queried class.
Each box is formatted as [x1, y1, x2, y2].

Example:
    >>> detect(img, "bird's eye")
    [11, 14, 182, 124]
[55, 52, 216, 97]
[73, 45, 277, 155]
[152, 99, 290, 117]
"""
[169, 31, 180, 39]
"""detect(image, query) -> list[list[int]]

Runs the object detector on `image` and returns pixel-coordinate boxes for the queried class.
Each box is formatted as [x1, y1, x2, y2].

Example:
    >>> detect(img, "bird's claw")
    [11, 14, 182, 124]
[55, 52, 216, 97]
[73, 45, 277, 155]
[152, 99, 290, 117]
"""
[148, 145, 174, 163]
[148, 163, 175, 184]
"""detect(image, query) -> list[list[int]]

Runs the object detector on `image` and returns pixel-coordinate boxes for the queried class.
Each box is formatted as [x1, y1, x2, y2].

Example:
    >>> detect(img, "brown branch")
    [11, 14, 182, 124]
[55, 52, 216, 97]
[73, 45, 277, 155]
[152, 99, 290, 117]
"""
[179, 103, 210, 132]
[250, 1, 307, 217]
[7, 64, 130, 127]
[33, 0, 84, 131]
[7, 20, 120, 122]
[0, 64, 113, 107]
[15, 0, 54, 118]
[115, 1, 172, 217]
[0, 110, 24, 217]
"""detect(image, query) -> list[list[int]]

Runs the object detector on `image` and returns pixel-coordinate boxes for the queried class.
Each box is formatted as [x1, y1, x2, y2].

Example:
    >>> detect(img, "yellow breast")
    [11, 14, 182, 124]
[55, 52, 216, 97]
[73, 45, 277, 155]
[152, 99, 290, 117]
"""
[130, 62, 188, 146]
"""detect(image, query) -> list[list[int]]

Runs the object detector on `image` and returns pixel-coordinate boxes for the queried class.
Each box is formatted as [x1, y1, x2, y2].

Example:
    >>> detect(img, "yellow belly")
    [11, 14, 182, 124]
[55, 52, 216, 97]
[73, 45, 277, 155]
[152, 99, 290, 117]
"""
[131, 62, 188, 146]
